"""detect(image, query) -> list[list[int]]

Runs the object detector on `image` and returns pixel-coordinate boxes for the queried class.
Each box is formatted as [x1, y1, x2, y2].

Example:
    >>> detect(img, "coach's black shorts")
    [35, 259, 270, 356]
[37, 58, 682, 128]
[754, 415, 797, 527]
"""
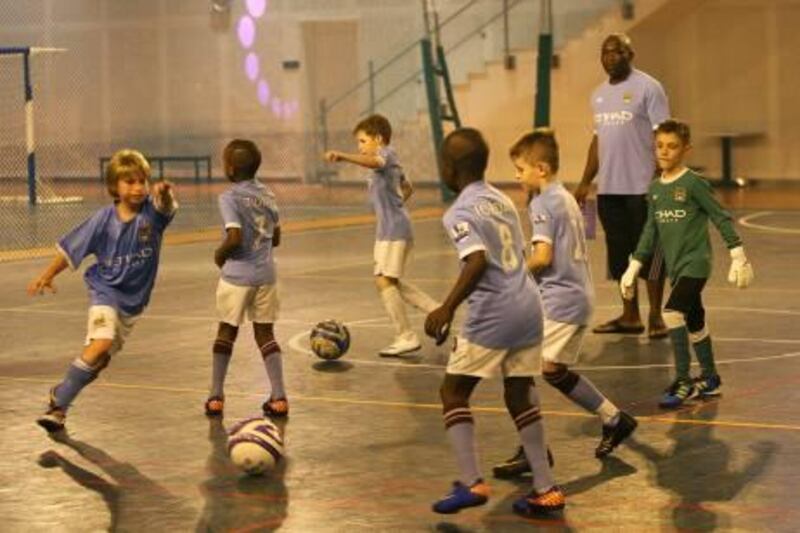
[597, 194, 665, 281]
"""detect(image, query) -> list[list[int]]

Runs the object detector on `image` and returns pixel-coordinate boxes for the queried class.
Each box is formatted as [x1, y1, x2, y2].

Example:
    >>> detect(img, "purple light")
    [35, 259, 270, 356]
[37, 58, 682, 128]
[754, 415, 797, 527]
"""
[257, 79, 271, 106]
[246, 0, 267, 18]
[245, 53, 259, 81]
[271, 97, 282, 117]
[237, 16, 256, 49]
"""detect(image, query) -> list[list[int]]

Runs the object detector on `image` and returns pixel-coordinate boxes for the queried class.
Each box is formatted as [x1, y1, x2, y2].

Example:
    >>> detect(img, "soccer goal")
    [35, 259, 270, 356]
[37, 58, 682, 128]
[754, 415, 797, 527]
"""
[0, 47, 82, 205]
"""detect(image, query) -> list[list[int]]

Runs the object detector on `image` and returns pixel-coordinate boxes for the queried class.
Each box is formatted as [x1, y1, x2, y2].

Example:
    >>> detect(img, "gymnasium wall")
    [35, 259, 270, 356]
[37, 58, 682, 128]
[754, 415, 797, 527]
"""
[630, 0, 800, 181]
[466, 0, 800, 183]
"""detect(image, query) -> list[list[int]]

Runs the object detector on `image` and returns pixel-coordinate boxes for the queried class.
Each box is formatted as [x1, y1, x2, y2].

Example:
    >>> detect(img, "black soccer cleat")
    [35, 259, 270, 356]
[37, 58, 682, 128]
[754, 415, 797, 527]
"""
[492, 445, 554, 479]
[595, 411, 638, 458]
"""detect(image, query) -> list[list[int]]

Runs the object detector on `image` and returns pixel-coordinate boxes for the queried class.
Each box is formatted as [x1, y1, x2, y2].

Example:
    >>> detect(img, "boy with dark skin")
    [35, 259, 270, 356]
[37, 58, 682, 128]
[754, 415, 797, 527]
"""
[425, 128, 563, 517]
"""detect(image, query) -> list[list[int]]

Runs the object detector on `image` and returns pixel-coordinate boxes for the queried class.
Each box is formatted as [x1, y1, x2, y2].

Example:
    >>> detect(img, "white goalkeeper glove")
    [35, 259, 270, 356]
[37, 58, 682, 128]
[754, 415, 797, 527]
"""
[728, 246, 753, 288]
[619, 259, 643, 300]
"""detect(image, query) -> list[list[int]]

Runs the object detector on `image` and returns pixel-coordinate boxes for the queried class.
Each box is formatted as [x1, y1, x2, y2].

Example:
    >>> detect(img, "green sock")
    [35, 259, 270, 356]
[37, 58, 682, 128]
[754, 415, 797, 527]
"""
[668, 326, 692, 381]
[693, 336, 717, 377]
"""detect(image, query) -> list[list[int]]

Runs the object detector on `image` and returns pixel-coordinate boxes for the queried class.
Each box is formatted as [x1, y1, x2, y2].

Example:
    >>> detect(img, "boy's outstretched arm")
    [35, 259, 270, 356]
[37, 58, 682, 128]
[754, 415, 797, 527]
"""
[151, 180, 177, 214]
[214, 228, 242, 268]
[324, 150, 385, 170]
[425, 251, 488, 345]
[27, 252, 69, 296]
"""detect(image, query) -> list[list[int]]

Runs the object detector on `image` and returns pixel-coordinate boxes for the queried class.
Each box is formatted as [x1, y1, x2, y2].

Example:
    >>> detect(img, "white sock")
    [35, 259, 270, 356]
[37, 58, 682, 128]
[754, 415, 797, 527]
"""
[397, 281, 440, 313]
[596, 399, 621, 426]
[380, 285, 412, 338]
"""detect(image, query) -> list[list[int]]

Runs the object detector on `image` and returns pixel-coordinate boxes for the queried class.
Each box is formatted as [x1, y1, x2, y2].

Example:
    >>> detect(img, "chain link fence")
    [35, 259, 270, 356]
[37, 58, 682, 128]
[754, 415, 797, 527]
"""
[0, 0, 620, 261]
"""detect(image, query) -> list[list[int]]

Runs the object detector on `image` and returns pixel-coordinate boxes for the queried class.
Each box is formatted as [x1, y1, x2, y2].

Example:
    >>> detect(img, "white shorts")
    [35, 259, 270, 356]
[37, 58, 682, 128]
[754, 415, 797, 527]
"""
[446, 335, 540, 379]
[84, 305, 140, 356]
[374, 240, 411, 278]
[541, 319, 587, 365]
[216, 278, 279, 326]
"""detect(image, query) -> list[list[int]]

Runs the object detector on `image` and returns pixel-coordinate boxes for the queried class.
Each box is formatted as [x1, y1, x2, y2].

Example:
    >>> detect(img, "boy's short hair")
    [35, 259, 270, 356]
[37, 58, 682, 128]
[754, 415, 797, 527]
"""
[509, 128, 560, 173]
[443, 128, 490, 178]
[225, 139, 262, 178]
[105, 149, 151, 199]
[655, 119, 691, 145]
[353, 114, 392, 144]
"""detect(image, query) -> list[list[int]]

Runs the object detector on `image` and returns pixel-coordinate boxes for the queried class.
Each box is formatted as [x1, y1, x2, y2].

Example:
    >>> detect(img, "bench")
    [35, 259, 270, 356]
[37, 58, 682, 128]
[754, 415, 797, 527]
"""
[100, 155, 212, 183]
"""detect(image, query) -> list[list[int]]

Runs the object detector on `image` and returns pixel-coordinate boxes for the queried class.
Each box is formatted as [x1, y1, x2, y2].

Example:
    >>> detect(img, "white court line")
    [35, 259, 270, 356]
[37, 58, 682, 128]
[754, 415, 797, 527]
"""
[739, 211, 800, 235]
[287, 313, 800, 372]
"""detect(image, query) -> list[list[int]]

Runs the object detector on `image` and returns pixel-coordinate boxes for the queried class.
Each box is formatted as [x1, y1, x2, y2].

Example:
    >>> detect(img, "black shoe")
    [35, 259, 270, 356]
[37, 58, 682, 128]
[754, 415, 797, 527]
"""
[492, 446, 554, 479]
[595, 411, 637, 458]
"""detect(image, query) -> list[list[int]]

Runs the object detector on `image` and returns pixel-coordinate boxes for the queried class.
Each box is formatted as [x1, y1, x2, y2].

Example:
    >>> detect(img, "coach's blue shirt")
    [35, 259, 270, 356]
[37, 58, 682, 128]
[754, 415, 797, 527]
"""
[57, 197, 175, 316]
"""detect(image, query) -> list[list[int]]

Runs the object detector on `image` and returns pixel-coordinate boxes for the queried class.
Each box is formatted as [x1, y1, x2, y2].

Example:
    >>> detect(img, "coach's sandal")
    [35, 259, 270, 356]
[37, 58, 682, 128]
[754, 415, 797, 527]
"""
[492, 446, 555, 479]
[512, 486, 565, 517]
[592, 318, 645, 335]
[37, 407, 66, 433]
[262, 397, 289, 418]
[432, 479, 491, 514]
[595, 411, 638, 458]
[204, 396, 225, 417]
[648, 316, 669, 339]
[378, 334, 421, 357]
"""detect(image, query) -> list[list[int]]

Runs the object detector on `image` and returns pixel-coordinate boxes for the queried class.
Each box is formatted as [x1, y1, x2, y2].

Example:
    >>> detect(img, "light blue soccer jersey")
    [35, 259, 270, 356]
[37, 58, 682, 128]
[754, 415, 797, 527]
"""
[57, 198, 175, 316]
[219, 179, 279, 287]
[529, 182, 594, 325]
[592, 69, 670, 195]
[443, 180, 543, 349]
[367, 146, 413, 241]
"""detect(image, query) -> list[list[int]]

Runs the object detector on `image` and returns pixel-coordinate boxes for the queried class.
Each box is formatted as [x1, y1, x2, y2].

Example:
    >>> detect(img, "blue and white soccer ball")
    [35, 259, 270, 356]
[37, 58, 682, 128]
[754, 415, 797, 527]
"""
[227, 417, 284, 476]
[309, 319, 351, 360]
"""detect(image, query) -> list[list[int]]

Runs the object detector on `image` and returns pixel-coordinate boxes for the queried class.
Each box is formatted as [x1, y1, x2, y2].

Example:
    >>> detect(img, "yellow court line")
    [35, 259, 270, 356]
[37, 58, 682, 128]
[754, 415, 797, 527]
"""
[0, 207, 445, 262]
[4, 375, 800, 433]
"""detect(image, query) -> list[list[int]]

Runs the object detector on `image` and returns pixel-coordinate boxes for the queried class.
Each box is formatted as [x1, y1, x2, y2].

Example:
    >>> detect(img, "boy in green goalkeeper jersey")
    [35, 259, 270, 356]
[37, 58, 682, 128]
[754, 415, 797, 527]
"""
[620, 119, 754, 408]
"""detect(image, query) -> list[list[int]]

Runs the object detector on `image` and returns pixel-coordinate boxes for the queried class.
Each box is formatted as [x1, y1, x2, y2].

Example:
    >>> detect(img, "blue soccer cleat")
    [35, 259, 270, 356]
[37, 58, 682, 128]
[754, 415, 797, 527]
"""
[659, 379, 696, 409]
[694, 374, 722, 398]
[432, 480, 490, 514]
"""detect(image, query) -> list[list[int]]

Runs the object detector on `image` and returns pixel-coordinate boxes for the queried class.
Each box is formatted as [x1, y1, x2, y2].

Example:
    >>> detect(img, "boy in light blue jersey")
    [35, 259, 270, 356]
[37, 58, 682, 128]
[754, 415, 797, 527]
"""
[424, 128, 563, 518]
[205, 139, 287, 418]
[28, 149, 177, 432]
[325, 114, 438, 356]
[493, 130, 637, 478]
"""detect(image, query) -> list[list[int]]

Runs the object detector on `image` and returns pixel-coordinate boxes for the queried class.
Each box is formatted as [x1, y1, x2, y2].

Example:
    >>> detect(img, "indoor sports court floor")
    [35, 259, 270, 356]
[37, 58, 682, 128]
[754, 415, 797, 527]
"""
[1, 201, 800, 532]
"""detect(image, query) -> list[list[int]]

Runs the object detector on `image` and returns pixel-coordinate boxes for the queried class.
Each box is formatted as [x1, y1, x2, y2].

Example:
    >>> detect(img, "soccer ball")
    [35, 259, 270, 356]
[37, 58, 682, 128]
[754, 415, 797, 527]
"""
[309, 319, 351, 360]
[227, 417, 284, 476]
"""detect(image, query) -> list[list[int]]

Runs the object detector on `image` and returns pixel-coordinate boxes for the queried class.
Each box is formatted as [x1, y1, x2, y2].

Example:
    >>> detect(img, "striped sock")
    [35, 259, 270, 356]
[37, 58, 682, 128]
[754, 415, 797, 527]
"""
[517, 388, 555, 493]
[210, 339, 234, 398]
[260, 340, 286, 399]
[444, 407, 481, 486]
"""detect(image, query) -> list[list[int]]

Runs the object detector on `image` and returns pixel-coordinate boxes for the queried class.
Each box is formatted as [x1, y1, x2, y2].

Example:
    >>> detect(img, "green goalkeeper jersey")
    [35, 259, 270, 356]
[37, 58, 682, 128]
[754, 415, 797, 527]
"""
[633, 168, 742, 281]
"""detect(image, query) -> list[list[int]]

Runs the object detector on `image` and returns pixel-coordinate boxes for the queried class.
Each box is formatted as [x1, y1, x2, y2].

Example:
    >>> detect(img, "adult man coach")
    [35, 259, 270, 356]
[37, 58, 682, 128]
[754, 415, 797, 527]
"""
[574, 33, 669, 339]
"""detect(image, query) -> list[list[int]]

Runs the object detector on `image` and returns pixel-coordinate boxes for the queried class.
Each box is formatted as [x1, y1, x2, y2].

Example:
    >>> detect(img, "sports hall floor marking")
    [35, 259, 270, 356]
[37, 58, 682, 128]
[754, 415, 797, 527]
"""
[2, 375, 799, 433]
[739, 211, 800, 235]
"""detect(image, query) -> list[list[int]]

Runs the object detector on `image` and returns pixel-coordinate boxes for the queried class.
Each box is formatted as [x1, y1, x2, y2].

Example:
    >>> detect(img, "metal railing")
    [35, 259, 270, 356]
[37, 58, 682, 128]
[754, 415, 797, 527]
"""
[318, 0, 531, 155]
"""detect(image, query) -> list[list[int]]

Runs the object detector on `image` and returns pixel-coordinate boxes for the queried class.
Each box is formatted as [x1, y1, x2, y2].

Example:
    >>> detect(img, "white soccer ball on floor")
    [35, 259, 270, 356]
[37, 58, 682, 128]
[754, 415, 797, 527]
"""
[227, 417, 284, 476]
[309, 319, 351, 360]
